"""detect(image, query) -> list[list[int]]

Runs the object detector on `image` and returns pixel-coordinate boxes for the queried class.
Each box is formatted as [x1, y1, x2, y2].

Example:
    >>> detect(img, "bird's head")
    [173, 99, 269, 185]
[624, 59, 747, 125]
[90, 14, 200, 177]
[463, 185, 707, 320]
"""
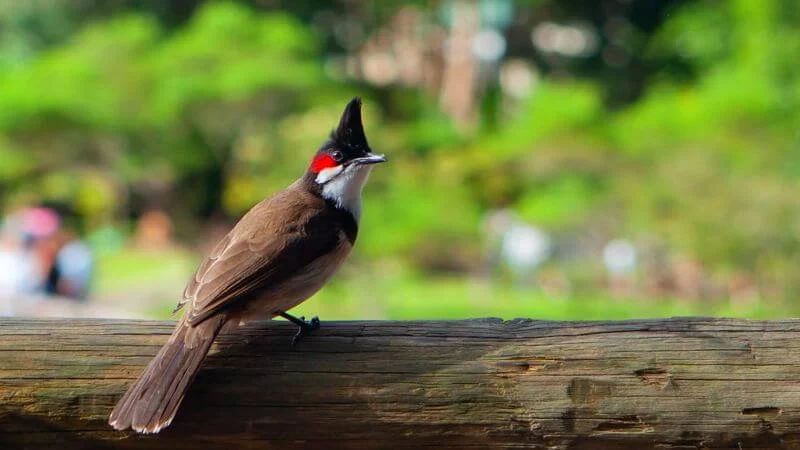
[307, 97, 386, 218]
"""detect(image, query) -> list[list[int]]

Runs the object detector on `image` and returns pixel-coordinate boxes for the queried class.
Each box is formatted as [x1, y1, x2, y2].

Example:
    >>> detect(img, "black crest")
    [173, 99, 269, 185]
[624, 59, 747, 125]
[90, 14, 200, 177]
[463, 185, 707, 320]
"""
[332, 97, 368, 151]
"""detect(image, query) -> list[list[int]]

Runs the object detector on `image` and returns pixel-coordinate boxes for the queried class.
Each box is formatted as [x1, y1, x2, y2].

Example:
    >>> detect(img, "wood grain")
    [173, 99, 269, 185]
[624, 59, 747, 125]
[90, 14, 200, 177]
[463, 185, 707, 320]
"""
[1, 317, 800, 449]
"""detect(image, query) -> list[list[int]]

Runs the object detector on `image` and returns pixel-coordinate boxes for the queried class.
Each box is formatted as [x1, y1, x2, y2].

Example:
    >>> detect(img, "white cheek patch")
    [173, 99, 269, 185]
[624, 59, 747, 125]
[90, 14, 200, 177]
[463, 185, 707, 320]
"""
[321, 165, 373, 221]
[315, 165, 344, 184]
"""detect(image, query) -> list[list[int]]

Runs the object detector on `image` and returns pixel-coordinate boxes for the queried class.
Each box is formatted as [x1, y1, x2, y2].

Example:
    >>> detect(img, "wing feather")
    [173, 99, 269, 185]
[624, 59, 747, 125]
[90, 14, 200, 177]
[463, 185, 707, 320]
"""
[180, 186, 342, 324]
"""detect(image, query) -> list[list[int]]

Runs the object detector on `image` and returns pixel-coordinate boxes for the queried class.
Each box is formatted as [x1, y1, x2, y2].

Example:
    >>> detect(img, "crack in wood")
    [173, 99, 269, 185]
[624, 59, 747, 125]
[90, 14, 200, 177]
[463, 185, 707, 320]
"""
[494, 356, 563, 376]
[591, 415, 654, 435]
[634, 367, 676, 390]
[741, 406, 782, 418]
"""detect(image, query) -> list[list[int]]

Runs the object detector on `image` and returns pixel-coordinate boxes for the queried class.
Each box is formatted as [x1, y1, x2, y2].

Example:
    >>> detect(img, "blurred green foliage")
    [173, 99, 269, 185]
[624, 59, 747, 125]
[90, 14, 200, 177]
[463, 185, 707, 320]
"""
[2, 0, 800, 317]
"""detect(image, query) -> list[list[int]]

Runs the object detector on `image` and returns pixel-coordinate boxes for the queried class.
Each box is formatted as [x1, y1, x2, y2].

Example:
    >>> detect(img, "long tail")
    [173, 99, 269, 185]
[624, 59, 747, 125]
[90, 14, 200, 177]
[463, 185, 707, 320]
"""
[108, 314, 226, 433]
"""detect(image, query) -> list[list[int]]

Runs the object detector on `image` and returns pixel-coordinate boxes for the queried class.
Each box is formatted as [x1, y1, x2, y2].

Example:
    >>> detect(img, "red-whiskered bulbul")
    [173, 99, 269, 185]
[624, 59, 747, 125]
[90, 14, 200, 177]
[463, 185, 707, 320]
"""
[108, 97, 386, 434]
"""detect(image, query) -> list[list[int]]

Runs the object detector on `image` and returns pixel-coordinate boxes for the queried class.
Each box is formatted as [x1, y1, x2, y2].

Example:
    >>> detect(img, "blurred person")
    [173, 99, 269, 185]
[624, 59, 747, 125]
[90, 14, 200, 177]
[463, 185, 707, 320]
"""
[22, 207, 61, 241]
[134, 209, 175, 250]
[17, 234, 43, 296]
[501, 221, 551, 286]
[0, 235, 27, 316]
[0, 214, 25, 298]
[44, 232, 94, 300]
[14, 205, 94, 300]
[481, 208, 516, 276]
[602, 239, 638, 296]
[0, 209, 51, 316]
[482, 208, 552, 286]
[0, 238, 18, 298]
[20, 207, 62, 295]
[0, 233, 31, 307]
[0, 208, 58, 297]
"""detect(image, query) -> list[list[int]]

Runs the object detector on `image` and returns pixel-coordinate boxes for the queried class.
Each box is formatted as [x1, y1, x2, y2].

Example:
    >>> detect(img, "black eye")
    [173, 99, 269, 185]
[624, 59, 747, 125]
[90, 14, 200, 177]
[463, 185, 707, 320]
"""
[331, 150, 343, 162]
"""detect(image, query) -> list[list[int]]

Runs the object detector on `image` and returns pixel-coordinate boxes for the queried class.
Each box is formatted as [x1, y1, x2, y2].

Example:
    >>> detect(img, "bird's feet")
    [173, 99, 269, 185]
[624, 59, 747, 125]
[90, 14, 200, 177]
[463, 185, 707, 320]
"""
[292, 316, 320, 346]
[277, 311, 320, 346]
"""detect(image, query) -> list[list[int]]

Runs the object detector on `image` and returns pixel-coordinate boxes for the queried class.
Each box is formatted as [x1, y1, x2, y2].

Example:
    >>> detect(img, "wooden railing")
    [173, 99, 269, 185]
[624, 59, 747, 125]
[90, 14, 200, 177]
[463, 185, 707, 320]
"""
[1, 317, 798, 449]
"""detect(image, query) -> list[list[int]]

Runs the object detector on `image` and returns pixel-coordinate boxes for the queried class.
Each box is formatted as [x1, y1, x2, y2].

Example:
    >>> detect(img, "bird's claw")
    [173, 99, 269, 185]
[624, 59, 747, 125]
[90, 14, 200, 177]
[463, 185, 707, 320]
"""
[291, 316, 320, 346]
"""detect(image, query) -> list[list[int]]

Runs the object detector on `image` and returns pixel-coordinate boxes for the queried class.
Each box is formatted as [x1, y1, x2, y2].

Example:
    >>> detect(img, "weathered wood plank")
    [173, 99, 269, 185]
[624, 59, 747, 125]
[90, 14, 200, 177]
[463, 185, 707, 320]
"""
[1, 317, 800, 449]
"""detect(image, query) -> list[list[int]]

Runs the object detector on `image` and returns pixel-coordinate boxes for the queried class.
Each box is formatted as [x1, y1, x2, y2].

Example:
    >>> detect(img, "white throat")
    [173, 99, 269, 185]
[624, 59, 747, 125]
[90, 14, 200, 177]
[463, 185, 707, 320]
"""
[318, 165, 373, 221]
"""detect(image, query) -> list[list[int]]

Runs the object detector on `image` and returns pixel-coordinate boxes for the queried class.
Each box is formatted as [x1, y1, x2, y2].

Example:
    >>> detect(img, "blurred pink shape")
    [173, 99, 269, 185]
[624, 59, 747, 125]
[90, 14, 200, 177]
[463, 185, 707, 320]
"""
[23, 207, 61, 238]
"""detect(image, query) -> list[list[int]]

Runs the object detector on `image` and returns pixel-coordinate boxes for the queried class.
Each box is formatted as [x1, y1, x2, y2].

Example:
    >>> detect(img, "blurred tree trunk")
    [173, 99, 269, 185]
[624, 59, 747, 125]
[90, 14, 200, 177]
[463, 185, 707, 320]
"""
[440, 0, 478, 127]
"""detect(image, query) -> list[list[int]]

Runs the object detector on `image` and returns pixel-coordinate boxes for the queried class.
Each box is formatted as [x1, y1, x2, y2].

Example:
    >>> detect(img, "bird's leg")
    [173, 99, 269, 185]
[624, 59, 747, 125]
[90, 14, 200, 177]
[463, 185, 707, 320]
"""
[277, 311, 320, 346]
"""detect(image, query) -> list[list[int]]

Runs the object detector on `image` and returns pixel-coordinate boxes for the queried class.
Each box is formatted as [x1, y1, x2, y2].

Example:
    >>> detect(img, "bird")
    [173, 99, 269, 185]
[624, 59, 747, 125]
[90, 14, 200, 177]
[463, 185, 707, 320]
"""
[108, 97, 386, 434]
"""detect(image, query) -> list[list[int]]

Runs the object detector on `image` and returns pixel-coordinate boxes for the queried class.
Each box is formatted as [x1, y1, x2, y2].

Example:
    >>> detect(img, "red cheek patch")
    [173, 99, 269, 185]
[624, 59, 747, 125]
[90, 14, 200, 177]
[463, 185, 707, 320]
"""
[310, 154, 339, 173]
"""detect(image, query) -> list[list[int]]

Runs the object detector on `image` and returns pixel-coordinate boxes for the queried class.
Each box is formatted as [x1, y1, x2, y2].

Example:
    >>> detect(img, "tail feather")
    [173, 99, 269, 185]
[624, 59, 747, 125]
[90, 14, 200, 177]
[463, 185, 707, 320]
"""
[109, 314, 226, 433]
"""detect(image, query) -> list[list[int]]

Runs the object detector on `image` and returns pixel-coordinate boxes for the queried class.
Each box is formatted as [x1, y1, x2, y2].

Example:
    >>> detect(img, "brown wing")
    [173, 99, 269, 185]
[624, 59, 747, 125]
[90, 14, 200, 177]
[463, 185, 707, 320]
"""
[179, 185, 344, 325]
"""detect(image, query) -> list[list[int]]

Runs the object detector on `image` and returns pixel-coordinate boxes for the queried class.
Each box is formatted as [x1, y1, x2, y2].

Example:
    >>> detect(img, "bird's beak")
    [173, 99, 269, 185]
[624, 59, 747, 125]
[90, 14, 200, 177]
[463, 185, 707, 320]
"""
[351, 153, 387, 166]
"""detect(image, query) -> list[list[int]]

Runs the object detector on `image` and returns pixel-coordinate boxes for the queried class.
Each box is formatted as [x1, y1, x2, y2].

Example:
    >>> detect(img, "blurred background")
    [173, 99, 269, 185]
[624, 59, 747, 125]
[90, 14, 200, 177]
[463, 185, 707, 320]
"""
[1, 0, 799, 321]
